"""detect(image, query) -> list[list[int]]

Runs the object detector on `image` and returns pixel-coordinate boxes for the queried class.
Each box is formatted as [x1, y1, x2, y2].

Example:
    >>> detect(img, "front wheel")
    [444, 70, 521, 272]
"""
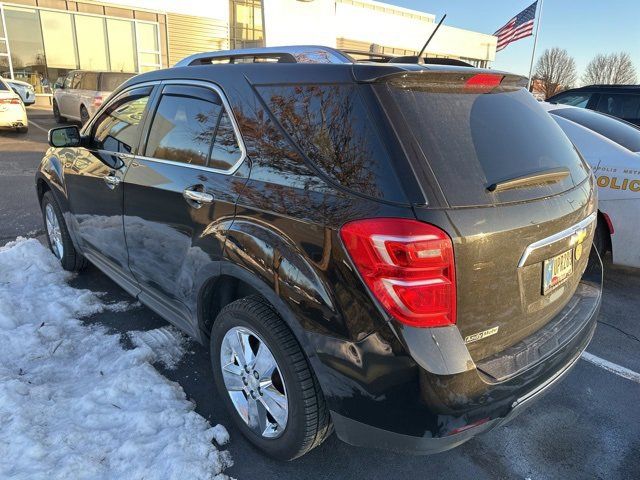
[52, 100, 65, 123]
[41, 191, 87, 271]
[210, 295, 332, 460]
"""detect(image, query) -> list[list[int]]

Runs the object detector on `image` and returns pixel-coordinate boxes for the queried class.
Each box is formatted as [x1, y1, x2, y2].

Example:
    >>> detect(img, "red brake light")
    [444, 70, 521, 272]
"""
[0, 98, 21, 104]
[464, 73, 503, 92]
[340, 218, 456, 328]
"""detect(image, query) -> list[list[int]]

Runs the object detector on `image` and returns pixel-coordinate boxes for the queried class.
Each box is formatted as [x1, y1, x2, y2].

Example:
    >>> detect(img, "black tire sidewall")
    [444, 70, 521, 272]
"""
[53, 101, 62, 123]
[80, 106, 89, 125]
[41, 191, 79, 271]
[210, 306, 309, 460]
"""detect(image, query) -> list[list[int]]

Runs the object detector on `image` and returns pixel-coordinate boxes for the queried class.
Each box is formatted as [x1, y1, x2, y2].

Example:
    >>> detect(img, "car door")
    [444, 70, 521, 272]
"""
[57, 73, 75, 117]
[122, 81, 248, 334]
[65, 84, 156, 293]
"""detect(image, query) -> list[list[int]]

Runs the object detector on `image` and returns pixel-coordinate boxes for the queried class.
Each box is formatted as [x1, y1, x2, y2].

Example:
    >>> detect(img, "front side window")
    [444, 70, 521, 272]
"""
[145, 86, 243, 170]
[92, 89, 150, 153]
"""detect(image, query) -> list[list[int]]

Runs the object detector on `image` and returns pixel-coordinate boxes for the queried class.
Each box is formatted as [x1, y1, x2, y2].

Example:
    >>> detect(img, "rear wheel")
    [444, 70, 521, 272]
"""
[41, 191, 87, 272]
[210, 295, 332, 460]
[53, 100, 65, 123]
[593, 214, 610, 256]
[80, 105, 89, 125]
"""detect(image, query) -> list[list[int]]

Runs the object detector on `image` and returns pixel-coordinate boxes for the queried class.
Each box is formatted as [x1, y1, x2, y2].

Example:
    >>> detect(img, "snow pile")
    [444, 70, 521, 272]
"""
[128, 326, 190, 370]
[0, 238, 232, 480]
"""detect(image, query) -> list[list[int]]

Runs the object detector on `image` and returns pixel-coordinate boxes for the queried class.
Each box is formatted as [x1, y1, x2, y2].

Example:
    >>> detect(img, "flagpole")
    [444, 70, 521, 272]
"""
[527, 0, 544, 90]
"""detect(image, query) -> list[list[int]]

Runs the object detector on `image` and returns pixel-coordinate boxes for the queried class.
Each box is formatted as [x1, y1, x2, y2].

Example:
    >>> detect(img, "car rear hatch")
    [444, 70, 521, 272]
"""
[371, 68, 597, 363]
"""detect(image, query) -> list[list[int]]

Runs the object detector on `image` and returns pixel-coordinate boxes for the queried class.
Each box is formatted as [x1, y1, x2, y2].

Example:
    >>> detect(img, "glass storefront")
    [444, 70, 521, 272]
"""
[229, 0, 264, 49]
[0, 3, 161, 93]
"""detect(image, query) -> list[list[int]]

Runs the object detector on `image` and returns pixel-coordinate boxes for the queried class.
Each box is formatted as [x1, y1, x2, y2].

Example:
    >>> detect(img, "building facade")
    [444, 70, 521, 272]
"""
[0, 0, 496, 97]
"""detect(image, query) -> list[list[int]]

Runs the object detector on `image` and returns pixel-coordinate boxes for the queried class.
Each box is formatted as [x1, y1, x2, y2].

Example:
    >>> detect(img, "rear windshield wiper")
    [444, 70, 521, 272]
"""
[487, 167, 570, 193]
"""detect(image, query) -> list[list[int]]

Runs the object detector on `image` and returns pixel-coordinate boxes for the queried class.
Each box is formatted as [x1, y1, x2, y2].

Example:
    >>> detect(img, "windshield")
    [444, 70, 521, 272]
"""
[376, 76, 590, 206]
[550, 107, 640, 153]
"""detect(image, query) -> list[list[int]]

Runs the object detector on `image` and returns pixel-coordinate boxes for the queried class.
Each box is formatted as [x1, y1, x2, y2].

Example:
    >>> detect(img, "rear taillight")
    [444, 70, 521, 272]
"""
[340, 218, 456, 328]
[93, 96, 103, 107]
[0, 98, 21, 104]
[464, 73, 503, 92]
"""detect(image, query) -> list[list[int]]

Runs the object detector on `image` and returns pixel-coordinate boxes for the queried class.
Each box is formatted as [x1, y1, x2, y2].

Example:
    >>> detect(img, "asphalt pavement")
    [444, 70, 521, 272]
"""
[1, 107, 638, 480]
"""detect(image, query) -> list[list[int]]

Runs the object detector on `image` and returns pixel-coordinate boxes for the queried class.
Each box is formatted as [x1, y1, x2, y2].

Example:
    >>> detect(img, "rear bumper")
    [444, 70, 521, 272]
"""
[330, 248, 602, 454]
[0, 106, 28, 128]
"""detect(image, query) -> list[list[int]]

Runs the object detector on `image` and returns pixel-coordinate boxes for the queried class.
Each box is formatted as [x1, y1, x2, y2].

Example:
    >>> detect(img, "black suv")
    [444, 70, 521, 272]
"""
[547, 85, 640, 126]
[36, 46, 602, 461]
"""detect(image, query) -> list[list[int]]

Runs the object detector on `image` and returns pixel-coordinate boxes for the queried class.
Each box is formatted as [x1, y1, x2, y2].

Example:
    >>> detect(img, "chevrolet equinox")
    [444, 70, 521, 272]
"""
[36, 46, 602, 461]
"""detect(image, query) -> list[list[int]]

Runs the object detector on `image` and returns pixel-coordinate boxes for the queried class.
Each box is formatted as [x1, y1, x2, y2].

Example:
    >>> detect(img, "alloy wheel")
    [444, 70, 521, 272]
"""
[220, 326, 288, 439]
[45, 203, 64, 259]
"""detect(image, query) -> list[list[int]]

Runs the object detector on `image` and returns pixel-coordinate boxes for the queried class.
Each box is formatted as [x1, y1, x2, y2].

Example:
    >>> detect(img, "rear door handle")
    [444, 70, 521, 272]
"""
[183, 187, 214, 207]
[103, 174, 121, 188]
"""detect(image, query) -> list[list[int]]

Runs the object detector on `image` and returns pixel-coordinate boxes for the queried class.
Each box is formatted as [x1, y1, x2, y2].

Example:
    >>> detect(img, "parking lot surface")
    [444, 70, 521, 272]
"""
[1, 108, 638, 479]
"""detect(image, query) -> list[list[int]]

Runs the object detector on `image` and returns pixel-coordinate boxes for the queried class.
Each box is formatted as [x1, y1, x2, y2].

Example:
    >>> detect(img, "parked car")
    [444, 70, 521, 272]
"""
[0, 77, 28, 133]
[36, 46, 602, 461]
[547, 85, 640, 127]
[5, 78, 36, 106]
[53, 70, 135, 125]
[542, 102, 640, 268]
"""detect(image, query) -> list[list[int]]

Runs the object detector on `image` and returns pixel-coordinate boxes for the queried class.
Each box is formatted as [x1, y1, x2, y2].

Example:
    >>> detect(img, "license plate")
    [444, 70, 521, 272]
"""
[543, 249, 573, 294]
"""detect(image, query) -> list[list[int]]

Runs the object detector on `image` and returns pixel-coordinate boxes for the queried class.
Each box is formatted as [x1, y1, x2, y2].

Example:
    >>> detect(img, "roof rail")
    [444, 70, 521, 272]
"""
[175, 45, 354, 67]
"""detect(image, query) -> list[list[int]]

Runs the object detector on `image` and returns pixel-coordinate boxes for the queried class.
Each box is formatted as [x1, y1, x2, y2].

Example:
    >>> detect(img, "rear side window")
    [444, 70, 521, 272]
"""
[100, 72, 134, 92]
[145, 85, 243, 170]
[377, 75, 590, 207]
[80, 72, 98, 90]
[551, 92, 592, 108]
[257, 84, 405, 202]
[550, 107, 640, 153]
[0, 79, 8, 91]
[594, 93, 640, 120]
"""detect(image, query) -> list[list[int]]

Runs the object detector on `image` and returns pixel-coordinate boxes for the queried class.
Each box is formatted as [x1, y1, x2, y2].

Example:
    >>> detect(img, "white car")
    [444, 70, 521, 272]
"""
[543, 102, 640, 268]
[5, 78, 36, 106]
[0, 77, 28, 133]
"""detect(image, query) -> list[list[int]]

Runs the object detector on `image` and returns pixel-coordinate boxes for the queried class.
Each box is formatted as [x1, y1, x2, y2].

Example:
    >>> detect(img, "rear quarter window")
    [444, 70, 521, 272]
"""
[257, 84, 406, 203]
[100, 73, 134, 92]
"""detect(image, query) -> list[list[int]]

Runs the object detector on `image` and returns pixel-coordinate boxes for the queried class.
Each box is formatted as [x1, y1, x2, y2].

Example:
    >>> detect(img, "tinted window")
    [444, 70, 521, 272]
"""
[70, 72, 81, 89]
[93, 89, 150, 153]
[145, 94, 222, 167]
[595, 93, 640, 120]
[551, 92, 592, 108]
[257, 84, 405, 202]
[550, 107, 640, 153]
[209, 111, 242, 170]
[63, 73, 74, 89]
[378, 78, 590, 206]
[100, 72, 134, 92]
[79, 72, 98, 90]
[0, 79, 8, 91]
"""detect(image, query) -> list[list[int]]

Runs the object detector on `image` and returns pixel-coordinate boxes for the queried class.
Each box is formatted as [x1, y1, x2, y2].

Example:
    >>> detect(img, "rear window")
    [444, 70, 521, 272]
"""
[550, 107, 640, 153]
[376, 74, 590, 207]
[100, 72, 134, 92]
[257, 84, 406, 203]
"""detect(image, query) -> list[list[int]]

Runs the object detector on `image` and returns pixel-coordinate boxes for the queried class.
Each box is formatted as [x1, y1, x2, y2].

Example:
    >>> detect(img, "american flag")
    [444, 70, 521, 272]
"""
[494, 1, 538, 52]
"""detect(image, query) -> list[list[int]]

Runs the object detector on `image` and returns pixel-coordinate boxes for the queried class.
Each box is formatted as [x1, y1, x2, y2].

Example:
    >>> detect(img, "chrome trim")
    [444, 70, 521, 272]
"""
[175, 45, 354, 67]
[183, 189, 214, 204]
[517, 212, 597, 268]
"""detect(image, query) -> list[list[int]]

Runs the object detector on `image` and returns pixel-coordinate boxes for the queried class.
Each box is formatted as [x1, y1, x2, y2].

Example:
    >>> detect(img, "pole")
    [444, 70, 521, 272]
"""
[527, 0, 544, 90]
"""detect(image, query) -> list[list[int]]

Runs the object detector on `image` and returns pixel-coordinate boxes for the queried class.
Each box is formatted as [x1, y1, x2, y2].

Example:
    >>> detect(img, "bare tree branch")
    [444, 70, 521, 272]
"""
[534, 47, 577, 99]
[582, 52, 637, 85]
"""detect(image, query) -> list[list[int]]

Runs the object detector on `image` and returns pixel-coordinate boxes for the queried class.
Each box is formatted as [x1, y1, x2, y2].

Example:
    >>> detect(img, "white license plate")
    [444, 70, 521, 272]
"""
[543, 249, 573, 294]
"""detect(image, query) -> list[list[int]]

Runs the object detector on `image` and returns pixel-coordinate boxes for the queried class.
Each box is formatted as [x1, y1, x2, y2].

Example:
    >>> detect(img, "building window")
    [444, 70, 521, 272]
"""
[107, 19, 137, 73]
[229, 0, 264, 49]
[75, 15, 109, 71]
[136, 21, 161, 72]
[3, 6, 46, 91]
[0, 7, 10, 74]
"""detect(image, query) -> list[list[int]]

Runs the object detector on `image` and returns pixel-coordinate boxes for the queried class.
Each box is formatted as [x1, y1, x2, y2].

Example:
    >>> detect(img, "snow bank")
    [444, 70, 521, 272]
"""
[0, 238, 232, 480]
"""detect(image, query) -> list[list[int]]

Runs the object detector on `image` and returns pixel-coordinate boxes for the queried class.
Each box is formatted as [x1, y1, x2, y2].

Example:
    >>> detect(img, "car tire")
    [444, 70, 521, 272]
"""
[53, 100, 65, 123]
[80, 105, 89, 125]
[210, 295, 332, 461]
[41, 191, 87, 272]
[593, 214, 610, 256]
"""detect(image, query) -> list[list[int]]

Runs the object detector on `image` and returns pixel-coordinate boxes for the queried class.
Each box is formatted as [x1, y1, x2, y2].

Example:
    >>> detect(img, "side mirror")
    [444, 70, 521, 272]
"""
[48, 126, 82, 148]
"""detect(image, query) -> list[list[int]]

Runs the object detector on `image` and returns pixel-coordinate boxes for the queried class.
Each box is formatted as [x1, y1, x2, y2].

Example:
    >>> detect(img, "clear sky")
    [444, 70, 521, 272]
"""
[384, 0, 640, 83]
